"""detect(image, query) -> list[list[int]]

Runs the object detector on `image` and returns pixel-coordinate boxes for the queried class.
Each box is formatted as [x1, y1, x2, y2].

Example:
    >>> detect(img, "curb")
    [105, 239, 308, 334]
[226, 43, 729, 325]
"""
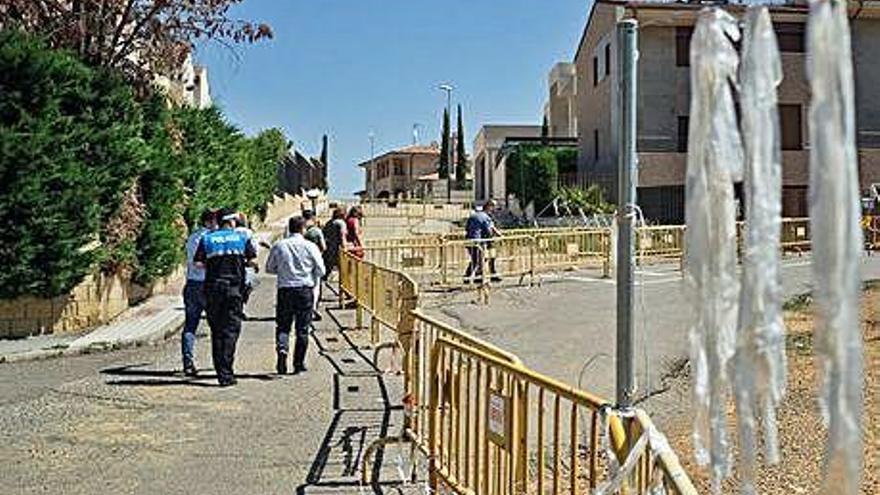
[0, 314, 183, 365]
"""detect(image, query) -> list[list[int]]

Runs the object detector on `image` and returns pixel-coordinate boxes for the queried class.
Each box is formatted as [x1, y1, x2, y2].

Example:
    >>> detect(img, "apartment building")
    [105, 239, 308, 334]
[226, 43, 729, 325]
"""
[544, 62, 578, 138]
[574, 0, 880, 223]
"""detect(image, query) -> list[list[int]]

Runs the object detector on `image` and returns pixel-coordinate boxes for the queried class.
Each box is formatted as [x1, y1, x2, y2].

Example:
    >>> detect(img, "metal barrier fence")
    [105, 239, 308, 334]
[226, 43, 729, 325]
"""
[360, 216, 880, 263]
[338, 249, 419, 344]
[359, 202, 473, 222]
[636, 225, 686, 266]
[362, 230, 613, 290]
[429, 337, 696, 495]
[341, 247, 697, 494]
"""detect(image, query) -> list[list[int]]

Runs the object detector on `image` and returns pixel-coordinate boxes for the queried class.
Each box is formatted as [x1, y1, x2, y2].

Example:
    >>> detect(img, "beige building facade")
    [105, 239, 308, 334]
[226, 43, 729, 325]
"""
[359, 144, 442, 200]
[472, 125, 543, 202]
[574, 0, 880, 223]
[544, 62, 578, 138]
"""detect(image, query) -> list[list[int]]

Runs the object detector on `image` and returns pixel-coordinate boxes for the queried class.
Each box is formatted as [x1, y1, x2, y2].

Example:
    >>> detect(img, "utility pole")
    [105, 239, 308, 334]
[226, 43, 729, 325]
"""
[615, 19, 638, 411]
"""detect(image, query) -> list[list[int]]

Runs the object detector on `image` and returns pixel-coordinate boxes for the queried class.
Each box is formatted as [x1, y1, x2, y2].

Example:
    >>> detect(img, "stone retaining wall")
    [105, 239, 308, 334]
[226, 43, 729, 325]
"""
[0, 192, 324, 340]
[0, 272, 130, 339]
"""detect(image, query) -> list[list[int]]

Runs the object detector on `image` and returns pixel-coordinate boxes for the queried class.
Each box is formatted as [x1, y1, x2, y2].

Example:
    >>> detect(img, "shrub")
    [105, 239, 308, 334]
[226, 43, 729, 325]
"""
[505, 144, 559, 214]
[0, 29, 290, 295]
[558, 185, 613, 215]
[0, 30, 145, 298]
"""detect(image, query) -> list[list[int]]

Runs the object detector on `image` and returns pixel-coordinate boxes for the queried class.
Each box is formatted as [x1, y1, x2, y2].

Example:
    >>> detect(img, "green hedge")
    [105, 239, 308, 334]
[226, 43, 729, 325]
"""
[505, 145, 559, 215]
[0, 30, 288, 297]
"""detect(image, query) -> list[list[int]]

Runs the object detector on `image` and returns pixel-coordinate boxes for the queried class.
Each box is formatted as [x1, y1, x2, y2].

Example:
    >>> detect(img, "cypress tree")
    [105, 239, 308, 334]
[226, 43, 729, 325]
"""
[541, 115, 549, 143]
[438, 108, 450, 179]
[319, 134, 328, 190]
[455, 104, 468, 188]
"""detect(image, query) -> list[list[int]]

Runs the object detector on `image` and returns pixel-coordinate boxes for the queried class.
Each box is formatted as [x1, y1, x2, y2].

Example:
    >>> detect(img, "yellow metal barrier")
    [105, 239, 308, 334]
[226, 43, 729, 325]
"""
[533, 229, 612, 276]
[407, 310, 523, 451]
[779, 217, 810, 253]
[338, 249, 418, 344]
[359, 202, 472, 222]
[341, 247, 696, 494]
[361, 229, 614, 293]
[637, 225, 686, 267]
[428, 337, 695, 495]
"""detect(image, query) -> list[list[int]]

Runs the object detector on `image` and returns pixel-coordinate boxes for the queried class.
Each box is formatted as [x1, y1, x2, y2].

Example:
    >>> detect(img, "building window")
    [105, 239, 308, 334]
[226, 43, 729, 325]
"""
[593, 129, 600, 162]
[604, 43, 611, 77]
[593, 56, 599, 86]
[676, 27, 692, 67]
[775, 23, 805, 53]
[779, 104, 803, 150]
[393, 158, 405, 176]
[677, 116, 689, 152]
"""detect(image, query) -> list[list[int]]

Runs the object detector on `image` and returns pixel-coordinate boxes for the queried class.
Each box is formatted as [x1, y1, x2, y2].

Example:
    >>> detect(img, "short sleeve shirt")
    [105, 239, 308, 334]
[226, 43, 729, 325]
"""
[465, 211, 494, 240]
[195, 228, 257, 287]
[305, 225, 325, 250]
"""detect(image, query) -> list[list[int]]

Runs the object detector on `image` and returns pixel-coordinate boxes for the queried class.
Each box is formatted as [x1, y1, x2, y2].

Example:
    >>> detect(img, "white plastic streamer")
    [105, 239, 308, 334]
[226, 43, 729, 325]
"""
[684, 8, 742, 492]
[734, 7, 787, 495]
[807, 1, 865, 494]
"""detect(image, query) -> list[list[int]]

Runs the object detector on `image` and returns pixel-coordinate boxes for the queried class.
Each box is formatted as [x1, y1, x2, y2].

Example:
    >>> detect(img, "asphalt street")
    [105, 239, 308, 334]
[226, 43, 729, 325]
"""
[0, 275, 409, 495]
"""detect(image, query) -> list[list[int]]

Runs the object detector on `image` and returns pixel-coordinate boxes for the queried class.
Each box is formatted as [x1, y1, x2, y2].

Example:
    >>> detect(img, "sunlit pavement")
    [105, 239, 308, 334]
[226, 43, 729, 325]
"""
[0, 274, 415, 495]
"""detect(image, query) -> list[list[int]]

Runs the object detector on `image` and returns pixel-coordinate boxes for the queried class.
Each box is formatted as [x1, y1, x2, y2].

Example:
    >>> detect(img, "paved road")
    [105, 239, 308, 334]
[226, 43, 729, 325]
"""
[0, 275, 410, 495]
[424, 255, 880, 422]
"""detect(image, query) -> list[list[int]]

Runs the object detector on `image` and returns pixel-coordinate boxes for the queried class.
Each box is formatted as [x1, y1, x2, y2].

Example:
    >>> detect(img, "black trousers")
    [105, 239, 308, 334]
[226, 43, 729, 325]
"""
[276, 286, 314, 368]
[464, 243, 497, 280]
[205, 280, 244, 384]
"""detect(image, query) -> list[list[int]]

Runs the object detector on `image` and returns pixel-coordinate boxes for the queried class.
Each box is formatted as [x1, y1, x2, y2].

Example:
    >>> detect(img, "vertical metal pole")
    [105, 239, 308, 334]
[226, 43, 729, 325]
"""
[369, 132, 375, 200]
[616, 19, 638, 411]
[446, 89, 453, 203]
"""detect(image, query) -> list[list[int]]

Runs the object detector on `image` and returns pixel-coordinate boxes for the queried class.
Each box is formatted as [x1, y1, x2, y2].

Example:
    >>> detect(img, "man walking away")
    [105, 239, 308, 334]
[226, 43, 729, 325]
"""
[302, 209, 326, 321]
[464, 199, 503, 284]
[182, 209, 217, 376]
[266, 216, 326, 375]
[322, 206, 348, 279]
[194, 208, 257, 387]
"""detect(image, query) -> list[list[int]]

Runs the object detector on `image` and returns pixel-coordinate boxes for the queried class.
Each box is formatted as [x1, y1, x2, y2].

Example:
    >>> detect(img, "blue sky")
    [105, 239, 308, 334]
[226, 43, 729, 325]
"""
[198, 1, 590, 197]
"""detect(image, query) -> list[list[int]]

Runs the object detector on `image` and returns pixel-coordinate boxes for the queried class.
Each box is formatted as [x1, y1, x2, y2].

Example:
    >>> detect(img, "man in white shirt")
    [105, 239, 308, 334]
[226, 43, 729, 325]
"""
[266, 216, 326, 374]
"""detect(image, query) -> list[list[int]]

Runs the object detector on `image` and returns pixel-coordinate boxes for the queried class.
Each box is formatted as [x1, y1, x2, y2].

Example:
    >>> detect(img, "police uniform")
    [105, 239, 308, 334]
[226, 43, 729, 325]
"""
[195, 225, 257, 386]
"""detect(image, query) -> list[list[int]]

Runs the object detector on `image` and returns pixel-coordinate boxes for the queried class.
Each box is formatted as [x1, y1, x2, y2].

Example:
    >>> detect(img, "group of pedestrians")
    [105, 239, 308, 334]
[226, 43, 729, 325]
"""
[181, 205, 363, 387]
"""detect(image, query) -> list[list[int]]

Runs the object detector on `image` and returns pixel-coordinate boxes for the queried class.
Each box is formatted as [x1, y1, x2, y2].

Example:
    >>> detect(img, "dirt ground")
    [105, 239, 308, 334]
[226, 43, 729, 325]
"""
[658, 286, 879, 494]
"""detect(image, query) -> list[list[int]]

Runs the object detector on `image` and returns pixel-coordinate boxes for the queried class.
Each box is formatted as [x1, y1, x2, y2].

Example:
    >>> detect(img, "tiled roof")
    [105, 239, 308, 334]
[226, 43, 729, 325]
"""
[358, 143, 440, 167]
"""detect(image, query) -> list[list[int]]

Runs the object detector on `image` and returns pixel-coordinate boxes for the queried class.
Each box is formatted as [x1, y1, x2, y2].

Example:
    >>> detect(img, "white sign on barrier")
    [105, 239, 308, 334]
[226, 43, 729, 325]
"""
[487, 390, 511, 449]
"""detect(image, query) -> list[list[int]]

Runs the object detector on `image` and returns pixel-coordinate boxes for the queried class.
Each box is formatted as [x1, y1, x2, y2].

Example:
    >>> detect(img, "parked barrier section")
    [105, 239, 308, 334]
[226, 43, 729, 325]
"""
[429, 337, 696, 495]
[341, 245, 697, 494]
[637, 225, 686, 266]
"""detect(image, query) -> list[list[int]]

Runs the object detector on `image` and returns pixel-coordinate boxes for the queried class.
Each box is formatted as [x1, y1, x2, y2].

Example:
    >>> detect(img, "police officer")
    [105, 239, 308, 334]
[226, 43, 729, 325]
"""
[194, 208, 257, 387]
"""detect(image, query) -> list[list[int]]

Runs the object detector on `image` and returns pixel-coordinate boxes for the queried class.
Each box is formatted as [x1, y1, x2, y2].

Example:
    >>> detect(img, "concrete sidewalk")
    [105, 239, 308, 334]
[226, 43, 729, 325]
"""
[0, 294, 184, 364]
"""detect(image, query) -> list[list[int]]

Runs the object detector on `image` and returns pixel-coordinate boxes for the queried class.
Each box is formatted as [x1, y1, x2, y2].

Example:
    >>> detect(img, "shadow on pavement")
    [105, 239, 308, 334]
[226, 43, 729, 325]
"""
[294, 300, 417, 495]
[101, 364, 276, 388]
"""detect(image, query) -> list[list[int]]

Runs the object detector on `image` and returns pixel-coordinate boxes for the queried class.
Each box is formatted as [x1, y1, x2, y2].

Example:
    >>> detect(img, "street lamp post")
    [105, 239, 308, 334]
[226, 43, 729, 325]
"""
[369, 131, 375, 201]
[439, 83, 454, 203]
